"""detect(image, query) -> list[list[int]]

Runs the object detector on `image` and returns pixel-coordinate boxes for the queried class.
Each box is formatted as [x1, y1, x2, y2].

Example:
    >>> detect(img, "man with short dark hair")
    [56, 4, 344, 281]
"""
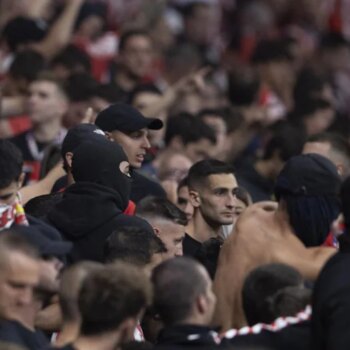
[164, 113, 217, 163]
[136, 196, 187, 259]
[104, 225, 167, 271]
[110, 29, 154, 102]
[95, 103, 166, 203]
[151, 257, 217, 349]
[222, 264, 311, 350]
[235, 122, 306, 202]
[185, 159, 237, 257]
[302, 132, 350, 178]
[56, 262, 152, 350]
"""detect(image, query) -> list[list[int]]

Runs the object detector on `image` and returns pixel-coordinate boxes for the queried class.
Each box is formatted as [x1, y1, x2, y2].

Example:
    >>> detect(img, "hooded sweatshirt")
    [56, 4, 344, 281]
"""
[48, 182, 150, 262]
[48, 140, 152, 262]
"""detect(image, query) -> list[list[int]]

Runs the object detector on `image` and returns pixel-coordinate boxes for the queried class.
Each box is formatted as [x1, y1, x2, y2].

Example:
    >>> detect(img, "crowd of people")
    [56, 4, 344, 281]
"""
[1, 0, 350, 349]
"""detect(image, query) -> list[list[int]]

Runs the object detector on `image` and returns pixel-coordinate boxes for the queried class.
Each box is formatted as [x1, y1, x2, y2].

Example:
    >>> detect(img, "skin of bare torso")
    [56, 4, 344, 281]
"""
[212, 201, 336, 330]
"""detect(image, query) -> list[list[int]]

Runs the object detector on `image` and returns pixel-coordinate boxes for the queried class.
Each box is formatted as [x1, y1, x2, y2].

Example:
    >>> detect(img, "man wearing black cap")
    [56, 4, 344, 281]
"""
[52, 123, 106, 192]
[213, 154, 341, 330]
[95, 103, 166, 203]
[48, 138, 155, 262]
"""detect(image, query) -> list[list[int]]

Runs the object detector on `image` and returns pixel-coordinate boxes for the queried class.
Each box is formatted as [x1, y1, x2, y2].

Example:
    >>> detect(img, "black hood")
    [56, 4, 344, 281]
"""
[72, 139, 131, 211]
[48, 182, 123, 239]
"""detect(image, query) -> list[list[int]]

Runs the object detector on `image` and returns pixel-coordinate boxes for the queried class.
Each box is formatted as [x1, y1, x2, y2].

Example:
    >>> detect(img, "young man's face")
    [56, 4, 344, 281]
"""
[194, 173, 238, 227]
[120, 35, 153, 79]
[155, 220, 185, 259]
[0, 251, 39, 321]
[28, 80, 68, 124]
[109, 129, 151, 168]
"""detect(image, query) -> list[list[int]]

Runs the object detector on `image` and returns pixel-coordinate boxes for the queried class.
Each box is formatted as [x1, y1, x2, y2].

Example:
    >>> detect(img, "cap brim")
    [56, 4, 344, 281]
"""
[146, 118, 163, 130]
[40, 241, 73, 257]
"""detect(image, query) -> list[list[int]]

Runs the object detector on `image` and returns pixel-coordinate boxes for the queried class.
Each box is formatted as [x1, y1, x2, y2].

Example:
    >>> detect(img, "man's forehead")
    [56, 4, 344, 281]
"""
[206, 173, 237, 189]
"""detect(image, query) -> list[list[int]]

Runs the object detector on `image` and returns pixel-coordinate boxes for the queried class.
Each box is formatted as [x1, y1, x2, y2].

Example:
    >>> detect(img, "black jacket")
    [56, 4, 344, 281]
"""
[311, 252, 350, 350]
[154, 324, 220, 350]
[0, 319, 49, 350]
[48, 181, 151, 262]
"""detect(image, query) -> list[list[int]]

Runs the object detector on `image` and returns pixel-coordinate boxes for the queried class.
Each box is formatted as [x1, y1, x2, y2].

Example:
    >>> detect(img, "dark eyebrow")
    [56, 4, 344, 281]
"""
[0, 192, 15, 201]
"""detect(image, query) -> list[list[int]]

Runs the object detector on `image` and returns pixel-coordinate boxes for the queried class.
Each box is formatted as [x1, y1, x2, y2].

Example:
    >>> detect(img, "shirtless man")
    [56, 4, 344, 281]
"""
[213, 154, 341, 329]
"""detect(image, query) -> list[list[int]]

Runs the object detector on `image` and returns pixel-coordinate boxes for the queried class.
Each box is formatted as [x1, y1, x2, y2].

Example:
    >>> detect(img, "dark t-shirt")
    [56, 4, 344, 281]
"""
[0, 319, 49, 350]
[183, 233, 202, 257]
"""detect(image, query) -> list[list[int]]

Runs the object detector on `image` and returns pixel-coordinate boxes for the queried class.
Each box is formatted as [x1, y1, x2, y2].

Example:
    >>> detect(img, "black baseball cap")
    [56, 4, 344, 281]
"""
[14, 222, 72, 258]
[61, 123, 106, 158]
[274, 153, 341, 198]
[95, 103, 163, 133]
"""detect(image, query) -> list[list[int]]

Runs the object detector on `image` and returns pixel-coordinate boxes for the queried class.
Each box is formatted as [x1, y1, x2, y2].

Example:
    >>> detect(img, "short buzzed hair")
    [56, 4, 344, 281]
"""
[0, 231, 38, 267]
[104, 226, 167, 265]
[187, 159, 234, 190]
[79, 262, 152, 336]
[136, 196, 188, 226]
[307, 132, 350, 173]
[151, 257, 207, 325]
[59, 261, 103, 323]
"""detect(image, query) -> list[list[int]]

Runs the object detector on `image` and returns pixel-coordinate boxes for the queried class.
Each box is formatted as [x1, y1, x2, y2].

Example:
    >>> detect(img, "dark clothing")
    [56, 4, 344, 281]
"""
[47, 181, 152, 262]
[311, 252, 350, 350]
[0, 319, 49, 350]
[183, 234, 221, 279]
[51, 175, 69, 193]
[52, 171, 166, 203]
[130, 171, 166, 203]
[235, 159, 274, 202]
[48, 345, 75, 350]
[154, 324, 220, 350]
[10, 130, 65, 184]
[222, 320, 310, 350]
[183, 233, 202, 257]
[10, 131, 47, 183]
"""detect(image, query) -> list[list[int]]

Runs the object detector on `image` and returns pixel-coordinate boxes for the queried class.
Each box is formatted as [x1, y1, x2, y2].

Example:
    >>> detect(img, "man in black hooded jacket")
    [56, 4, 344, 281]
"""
[47, 138, 154, 262]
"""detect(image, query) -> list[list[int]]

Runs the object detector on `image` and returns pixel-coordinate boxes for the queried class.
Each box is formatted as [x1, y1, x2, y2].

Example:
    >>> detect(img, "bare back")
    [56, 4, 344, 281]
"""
[212, 202, 336, 330]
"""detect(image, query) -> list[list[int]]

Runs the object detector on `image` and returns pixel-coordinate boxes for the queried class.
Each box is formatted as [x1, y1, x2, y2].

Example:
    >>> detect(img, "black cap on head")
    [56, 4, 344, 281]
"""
[95, 103, 163, 133]
[14, 223, 72, 258]
[72, 139, 131, 210]
[61, 124, 105, 158]
[275, 153, 341, 198]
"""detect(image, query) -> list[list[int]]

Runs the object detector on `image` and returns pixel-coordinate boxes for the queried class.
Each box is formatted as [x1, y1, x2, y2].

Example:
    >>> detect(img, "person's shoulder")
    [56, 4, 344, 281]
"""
[235, 201, 277, 231]
[9, 130, 30, 144]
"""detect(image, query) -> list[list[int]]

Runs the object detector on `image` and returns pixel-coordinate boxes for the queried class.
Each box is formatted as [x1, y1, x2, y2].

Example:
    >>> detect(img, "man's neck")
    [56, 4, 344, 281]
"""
[32, 119, 62, 143]
[73, 332, 121, 350]
[191, 211, 221, 243]
[55, 321, 80, 347]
